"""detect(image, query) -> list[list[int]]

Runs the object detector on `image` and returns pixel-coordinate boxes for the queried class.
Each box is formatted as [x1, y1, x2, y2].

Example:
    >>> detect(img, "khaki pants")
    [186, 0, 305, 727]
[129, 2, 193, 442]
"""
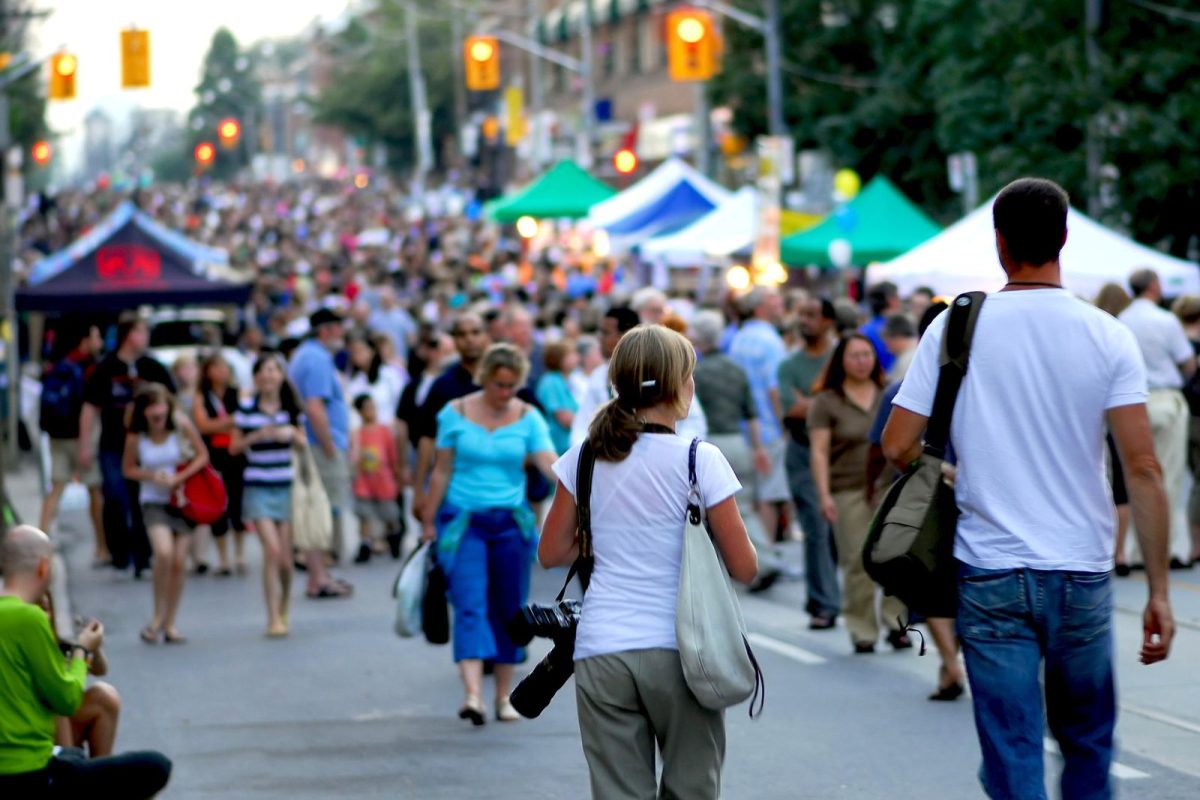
[1131, 390, 1191, 563]
[311, 448, 351, 557]
[575, 649, 725, 800]
[832, 488, 905, 645]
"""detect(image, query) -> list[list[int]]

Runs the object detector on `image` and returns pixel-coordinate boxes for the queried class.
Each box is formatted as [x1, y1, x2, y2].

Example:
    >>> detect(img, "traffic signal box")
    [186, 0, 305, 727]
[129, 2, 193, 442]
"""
[464, 36, 500, 91]
[666, 9, 719, 82]
[48, 53, 77, 100]
[121, 29, 151, 88]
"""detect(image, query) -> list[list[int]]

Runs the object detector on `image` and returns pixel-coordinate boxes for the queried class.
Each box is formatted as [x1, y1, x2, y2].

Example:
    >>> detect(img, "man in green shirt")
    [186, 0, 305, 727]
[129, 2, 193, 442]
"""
[0, 525, 171, 798]
[777, 298, 843, 630]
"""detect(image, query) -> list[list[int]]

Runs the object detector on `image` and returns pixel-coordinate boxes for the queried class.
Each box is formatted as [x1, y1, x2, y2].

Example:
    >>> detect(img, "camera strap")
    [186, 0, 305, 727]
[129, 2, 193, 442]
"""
[557, 440, 596, 602]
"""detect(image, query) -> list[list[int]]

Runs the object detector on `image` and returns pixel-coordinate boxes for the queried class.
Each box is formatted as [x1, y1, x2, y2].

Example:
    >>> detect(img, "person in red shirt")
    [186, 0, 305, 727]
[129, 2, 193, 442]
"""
[351, 395, 402, 563]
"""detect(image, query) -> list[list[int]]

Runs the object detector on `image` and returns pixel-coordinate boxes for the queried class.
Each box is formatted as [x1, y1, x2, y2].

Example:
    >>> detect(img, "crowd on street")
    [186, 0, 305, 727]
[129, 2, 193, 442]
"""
[0, 175, 1190, 798]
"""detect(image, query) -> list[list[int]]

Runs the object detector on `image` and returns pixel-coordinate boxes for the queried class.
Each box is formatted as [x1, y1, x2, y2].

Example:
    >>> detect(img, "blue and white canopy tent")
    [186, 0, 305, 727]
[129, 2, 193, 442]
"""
[16, 201, 251, 312]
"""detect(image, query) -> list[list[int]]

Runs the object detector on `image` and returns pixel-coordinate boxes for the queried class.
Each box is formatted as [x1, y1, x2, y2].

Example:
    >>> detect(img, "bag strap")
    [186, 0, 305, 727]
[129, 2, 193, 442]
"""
[556, 440, 596, 602]
[924, 291, 986, 460]
[687, 437, 703, 526]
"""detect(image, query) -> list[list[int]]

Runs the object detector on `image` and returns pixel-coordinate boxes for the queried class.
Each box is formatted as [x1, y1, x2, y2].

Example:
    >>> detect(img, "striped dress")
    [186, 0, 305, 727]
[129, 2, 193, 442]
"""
[233, 398, 298, 487]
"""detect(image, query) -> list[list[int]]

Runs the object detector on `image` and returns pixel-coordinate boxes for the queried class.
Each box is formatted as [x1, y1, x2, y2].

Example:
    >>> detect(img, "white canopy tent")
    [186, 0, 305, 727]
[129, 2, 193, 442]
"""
[641, 187, 758, 267]
[867, 202, 1200, 298]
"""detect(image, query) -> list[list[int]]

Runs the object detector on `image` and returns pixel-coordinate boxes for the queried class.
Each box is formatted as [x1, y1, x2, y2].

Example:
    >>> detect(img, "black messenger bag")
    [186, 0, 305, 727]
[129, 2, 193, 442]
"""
[863, 291, 985, 618]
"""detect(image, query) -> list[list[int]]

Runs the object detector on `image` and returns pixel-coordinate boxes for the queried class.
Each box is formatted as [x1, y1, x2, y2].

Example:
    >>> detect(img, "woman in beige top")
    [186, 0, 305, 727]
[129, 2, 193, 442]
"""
[809, 333, 909, 654]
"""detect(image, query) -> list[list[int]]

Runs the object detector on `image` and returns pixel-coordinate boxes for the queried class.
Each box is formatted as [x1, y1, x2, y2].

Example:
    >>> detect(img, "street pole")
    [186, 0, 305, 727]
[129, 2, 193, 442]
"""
[763, 0, 785, 137]
[451, 13, 468, 164]
[1084, 0, 1103, 217]
[693, 82, 710, 176]
[404, 0, 434, 202]
[0, 92, 17, 467]
[578, 2, 595, 168]
[527, 0, 545, 170]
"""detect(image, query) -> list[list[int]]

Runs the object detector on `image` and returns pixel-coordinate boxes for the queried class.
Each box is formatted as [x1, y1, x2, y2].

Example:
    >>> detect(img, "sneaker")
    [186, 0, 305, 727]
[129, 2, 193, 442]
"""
[354, 543, 372, 564]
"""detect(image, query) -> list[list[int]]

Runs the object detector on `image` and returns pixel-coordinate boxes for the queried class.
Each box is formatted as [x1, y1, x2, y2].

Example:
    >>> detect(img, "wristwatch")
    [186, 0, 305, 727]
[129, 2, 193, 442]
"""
[69, 644, 91, 661]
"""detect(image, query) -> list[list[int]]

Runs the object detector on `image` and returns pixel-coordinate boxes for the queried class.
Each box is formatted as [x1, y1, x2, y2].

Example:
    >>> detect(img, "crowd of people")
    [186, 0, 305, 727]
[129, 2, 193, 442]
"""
[0, 174, 1189, 798]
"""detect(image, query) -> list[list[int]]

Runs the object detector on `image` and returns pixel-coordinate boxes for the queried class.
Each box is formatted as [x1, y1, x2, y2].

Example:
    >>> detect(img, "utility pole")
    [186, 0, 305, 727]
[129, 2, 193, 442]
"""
[451, 13, 468, 161]
[763, 0, 785, 137]
[693, 82, 710, 175]
[578, 3, 595, 168]
[527, 0, 545, 169]
[1084, 0, 1103, 217]
[404, 0, 434, 202]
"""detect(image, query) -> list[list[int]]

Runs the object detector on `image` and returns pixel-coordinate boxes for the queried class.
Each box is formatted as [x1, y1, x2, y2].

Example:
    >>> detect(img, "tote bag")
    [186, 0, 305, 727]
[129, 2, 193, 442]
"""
[676, 439, 764, 717]
[393, 541, 430, 638]
[291, 445, 333, 551]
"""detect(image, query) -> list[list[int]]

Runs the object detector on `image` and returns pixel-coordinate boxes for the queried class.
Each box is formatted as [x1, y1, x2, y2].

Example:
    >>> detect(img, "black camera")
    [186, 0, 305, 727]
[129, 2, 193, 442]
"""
[507, 600, 582, 719]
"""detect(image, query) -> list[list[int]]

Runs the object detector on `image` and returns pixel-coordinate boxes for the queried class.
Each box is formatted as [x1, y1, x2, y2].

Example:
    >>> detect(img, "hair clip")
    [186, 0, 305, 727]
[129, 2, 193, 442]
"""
[641, 379, 657, 388]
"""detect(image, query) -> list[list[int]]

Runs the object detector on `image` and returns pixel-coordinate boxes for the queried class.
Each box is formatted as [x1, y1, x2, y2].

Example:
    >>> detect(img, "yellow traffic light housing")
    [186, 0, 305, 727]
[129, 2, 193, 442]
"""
[49, 52, 77, 100]
[464, 35, 500, 91]
[666, 9, 719, 82]
[121, 29, 151, 88]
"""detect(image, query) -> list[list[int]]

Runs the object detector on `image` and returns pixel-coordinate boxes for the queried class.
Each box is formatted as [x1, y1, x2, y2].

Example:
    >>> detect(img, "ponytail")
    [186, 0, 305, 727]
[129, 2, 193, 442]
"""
[588, 399, 643, 463]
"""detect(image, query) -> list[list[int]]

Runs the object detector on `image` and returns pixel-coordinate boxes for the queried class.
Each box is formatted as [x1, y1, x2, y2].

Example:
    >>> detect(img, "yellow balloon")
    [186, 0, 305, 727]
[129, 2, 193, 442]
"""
[834, 168, 861, 200]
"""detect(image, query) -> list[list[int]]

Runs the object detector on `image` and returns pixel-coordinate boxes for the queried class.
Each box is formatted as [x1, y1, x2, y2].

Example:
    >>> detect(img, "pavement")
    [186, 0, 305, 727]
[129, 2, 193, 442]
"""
[11, 459, 1200, 799]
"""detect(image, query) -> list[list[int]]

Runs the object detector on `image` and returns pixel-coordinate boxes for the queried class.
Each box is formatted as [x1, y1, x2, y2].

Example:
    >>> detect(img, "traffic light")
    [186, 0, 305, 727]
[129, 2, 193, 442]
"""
[218, 117, 241, 147]
[121, 29, 151, 88]
[613, 148, 638, 175]
[194, 142, 216, 168]
[464, 35, 500, 91]
[666, 9, 719, 82]
[31, 140, 51, 167]
[48, 52, 77, 100]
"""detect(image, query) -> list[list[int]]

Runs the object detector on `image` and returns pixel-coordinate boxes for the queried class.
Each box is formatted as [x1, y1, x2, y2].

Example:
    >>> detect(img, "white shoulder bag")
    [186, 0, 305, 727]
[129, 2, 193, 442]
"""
[675, 438, 764, 717]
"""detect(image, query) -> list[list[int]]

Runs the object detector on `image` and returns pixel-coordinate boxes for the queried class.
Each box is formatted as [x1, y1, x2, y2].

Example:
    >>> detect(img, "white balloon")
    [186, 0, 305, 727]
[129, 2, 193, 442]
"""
[828, 238, 853, 269]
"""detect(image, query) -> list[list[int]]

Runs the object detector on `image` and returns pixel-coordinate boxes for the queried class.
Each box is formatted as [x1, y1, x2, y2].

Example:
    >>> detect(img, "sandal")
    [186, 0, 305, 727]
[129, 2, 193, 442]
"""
[266, 621, 289, 638]
[458, 696, 486, 726]
[306, 583, 351, 599]
[163, 629, 188, 645]
[496, 699, 520, 722]
[140, 625, 161, 644]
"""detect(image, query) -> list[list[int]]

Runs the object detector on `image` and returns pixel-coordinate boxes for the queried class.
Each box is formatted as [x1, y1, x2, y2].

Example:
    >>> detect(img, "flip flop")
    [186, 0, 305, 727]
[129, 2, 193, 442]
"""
[140, 625, 160, 644]
[306, 583, 350, 599]
[163, 630, 188, 644]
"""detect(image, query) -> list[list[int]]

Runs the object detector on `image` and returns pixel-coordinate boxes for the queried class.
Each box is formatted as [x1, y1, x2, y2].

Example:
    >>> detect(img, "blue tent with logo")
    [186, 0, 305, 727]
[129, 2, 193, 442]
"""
[16, 201, 251, 312]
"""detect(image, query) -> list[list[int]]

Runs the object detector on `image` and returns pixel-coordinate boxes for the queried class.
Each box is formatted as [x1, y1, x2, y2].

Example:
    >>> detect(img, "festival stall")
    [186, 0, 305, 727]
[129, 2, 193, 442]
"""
[867, 201, 1200, 298]
[485, 159, 617, 223]
[780, 176, 941, 267]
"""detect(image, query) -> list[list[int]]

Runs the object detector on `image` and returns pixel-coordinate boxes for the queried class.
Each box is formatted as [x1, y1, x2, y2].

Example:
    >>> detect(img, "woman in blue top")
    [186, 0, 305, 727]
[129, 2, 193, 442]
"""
[422, 343, 557, 726]
[535, 340, 579, 455]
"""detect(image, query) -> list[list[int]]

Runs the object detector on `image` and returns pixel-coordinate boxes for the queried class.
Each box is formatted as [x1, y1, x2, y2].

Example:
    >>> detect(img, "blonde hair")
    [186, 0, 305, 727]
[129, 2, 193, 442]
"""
[588, 325, 696, 462]
[1172, 295, 1200, 325]
[475, 343, 529, 387]
[1094, 283, 1131, 318]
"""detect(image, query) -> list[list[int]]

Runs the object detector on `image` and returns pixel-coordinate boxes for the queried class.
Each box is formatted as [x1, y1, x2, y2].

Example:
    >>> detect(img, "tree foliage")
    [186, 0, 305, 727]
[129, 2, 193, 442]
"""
[0, 0, 49, 187]
[186, 28, 262, 179]
[310, 0, 457, 175]
[710, 0, 1200, 255]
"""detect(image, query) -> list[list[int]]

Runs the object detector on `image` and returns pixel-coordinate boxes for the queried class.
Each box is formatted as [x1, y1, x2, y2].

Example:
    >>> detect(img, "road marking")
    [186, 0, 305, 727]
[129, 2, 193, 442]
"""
[1042, 738, 1150, 780]
[746, 633, 827, 665]
[1122, 704, 1200, 735]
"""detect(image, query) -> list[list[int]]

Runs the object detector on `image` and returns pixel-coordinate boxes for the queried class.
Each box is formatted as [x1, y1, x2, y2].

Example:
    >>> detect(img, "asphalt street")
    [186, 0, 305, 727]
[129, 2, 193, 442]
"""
[30, 475, 1200, 800]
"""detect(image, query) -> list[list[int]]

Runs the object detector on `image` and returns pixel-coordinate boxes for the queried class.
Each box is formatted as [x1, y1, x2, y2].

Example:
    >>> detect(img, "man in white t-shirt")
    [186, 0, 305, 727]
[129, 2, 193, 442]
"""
[882, 178, 1174, 800]
[1118, 269, 1196, 568]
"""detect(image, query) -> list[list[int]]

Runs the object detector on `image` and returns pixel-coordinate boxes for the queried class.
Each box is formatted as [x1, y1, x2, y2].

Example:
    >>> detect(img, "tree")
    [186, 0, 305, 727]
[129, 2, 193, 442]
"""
[186, 28, 262, 178]
[0, 0, 50, 190]
[310, 0, 457, 176]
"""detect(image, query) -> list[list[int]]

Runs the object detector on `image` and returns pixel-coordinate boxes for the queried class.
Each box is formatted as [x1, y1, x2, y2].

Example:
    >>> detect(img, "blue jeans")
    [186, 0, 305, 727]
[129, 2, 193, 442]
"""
[957, 562, 1116, 800]
[786, 440, 840, 617]
[441, 508, 533, 664]
[99, 449, 149, 571]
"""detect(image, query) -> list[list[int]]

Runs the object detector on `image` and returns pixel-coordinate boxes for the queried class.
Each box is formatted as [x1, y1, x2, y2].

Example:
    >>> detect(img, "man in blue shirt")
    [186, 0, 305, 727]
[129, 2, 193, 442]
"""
[289, 308, 353, 598]
[860, 281, 903, 373]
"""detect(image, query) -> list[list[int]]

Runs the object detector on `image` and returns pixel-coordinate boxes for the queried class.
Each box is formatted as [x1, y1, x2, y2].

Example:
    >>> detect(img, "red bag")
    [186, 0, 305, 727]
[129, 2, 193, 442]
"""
[172, 465, 228, 525]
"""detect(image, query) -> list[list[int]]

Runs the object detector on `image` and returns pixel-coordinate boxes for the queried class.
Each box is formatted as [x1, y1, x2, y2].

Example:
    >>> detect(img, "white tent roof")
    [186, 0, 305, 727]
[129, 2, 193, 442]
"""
[588, 158, 731, 251]
[641, 187, 757, 267]
[867, 202, 1200, 298]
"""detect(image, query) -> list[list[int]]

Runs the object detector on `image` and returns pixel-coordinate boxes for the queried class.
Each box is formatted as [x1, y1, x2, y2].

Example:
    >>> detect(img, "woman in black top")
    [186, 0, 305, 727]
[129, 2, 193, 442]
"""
[192, 353, 246, 576]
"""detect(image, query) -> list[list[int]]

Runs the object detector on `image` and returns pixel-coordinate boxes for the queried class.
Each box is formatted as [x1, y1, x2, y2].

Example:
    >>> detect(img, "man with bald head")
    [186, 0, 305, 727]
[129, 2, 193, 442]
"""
[412, 311, 492, 516]
[0, 526, 171, 797]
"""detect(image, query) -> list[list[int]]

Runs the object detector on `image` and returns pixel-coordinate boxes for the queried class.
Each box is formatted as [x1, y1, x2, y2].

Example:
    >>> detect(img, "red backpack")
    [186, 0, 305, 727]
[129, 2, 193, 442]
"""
[172, 465, 228, 525]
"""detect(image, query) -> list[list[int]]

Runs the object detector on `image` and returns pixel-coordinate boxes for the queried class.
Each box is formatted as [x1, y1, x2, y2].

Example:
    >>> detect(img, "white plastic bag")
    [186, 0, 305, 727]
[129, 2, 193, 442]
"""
[393, 541, 431, 638]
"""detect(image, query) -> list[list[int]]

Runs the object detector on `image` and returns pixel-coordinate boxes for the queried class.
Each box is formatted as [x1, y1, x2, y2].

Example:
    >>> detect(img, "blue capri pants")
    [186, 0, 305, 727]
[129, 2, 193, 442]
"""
[439, 507, 534, 664]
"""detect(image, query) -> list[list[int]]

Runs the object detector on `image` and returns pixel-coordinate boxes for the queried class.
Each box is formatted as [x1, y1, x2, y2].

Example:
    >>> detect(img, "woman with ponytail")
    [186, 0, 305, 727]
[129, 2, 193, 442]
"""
[539, 325, 757, 800]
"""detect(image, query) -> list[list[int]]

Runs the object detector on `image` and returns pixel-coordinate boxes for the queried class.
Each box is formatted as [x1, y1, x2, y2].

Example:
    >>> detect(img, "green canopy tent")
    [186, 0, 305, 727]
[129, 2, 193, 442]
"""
[780, 176, 941, 267]
[485, 160, 616, 223]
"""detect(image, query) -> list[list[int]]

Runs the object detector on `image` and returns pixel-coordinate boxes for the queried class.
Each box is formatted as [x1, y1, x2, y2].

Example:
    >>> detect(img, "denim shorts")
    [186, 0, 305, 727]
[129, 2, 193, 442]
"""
[242, 485, 292, 522]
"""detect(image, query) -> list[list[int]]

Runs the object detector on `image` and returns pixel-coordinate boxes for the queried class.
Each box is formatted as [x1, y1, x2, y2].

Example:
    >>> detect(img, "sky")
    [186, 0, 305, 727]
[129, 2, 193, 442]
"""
[29, 0, 355, 173]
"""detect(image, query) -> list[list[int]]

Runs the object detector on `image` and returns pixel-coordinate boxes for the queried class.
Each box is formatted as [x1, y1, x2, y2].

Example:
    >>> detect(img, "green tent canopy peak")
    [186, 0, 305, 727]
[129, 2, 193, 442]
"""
[486, 160, 617, 224]
[780, 175, 941, 268]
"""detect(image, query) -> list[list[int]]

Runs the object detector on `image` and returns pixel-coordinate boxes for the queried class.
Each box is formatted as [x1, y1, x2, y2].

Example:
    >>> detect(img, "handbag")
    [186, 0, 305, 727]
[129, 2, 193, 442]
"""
[676, 438, 764, 717]
[169, 423, 228, 525]
[393, 541, 431, 638]
[863, 291, 986, 619]
[291, 445, 334, 552]
[422, 549, 451, 645]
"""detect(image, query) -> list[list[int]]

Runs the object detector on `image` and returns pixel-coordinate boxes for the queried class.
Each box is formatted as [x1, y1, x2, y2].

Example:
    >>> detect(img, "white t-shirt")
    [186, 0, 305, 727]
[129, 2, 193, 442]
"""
[553, 434, 741, 660]
[894, 290, 1147, 572]
[1118, 298, 1193, 390]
